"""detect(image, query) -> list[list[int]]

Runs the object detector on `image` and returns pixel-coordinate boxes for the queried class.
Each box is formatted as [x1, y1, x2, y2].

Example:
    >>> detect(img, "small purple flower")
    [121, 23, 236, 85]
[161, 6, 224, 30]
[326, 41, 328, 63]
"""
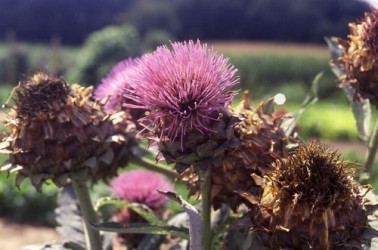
[124, 40, 239, 143]
[94, 58, 139, 112]
[110, 170, 173, 209]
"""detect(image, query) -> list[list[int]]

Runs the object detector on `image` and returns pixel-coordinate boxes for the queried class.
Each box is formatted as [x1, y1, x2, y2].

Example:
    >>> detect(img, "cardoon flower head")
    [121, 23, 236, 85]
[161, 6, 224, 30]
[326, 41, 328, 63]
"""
[125, 40, 239, 143]
[0, 72, 136, 190]
[94, 57, 139, 112]
[248, 141, 374, 249]
[337, 9, 378, 106]
[110, 170, 173, 209]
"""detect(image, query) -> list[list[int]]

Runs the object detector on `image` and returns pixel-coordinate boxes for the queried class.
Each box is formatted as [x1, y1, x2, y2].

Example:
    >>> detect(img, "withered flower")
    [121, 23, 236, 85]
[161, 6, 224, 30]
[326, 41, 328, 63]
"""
[339, 9, 378, 106]
[180, 92, 299, 210]
[125, 41, 240, 173]
[0, 73, 136, 190]
[248, 141, 373, 249]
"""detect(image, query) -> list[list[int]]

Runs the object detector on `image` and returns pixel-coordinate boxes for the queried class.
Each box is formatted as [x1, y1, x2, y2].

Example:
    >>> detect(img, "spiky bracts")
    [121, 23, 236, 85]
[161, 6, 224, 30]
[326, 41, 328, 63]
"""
[0, 73, 137, 190]
[124, 40, 240, 173]
[211, 93, 296, 210]
[247, 141, 373, 249]
[338, 10, 378, 106]
[179, 92, 298, 210]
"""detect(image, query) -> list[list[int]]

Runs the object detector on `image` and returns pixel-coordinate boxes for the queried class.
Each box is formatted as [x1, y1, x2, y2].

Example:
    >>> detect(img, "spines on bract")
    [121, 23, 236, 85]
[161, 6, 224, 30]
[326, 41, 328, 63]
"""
[179, 92, 300, 210]
[123, 41, 240, 174]
[0, 72, 137, 190]
[337, 9, 378, 107]
[246, 140, 375, 249]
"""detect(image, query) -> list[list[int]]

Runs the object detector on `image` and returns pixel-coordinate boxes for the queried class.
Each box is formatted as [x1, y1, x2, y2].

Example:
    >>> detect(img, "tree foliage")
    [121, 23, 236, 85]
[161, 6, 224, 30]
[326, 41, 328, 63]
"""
[0, 0, 369, 45]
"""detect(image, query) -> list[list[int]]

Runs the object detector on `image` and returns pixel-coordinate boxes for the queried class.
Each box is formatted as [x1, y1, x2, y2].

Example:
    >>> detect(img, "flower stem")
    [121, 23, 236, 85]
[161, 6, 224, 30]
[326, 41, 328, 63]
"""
[130, 156, 178, 179]
[363, 119, 378, 182]
[201, 170, 212, 250]
[71, 177, 102, 250]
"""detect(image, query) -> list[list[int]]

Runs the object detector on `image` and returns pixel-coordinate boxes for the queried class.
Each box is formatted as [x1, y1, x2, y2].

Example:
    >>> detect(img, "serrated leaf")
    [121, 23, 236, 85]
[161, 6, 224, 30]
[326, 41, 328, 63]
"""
[158, 190, 201, 250]
[280, 72, 321, 136]
[325, 36, 344, 59]
[325, 36, 346, 79]
[20, 242, 85, 250]
[242, 231, 270, 250]
[341, 85, 371, 143]
[94, 197, 167, 227]
[90, 221, 189, 238]
[55, 185, 86, 248]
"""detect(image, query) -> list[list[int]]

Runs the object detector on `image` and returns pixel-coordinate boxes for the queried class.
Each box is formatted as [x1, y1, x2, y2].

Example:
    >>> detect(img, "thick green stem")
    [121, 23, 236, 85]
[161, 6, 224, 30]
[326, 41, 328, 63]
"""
[201, 170, 212, 250]
[130, 156, 178, 179]
[363, 120, 378, 182]
[71, 177, 102, 250]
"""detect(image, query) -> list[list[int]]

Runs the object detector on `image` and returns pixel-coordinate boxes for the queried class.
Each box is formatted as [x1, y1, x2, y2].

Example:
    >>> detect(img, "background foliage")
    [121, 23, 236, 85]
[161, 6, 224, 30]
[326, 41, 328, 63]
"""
[0, 0, 369, 45]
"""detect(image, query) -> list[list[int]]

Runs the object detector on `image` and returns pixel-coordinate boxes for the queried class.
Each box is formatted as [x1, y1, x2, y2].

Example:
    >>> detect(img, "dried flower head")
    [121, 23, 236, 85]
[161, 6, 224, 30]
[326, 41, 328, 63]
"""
[339, 9, 378, 106]
[179, 92, 299, 210]
[94, 58, 139, 112]
[110, 170, 173, 210]
[248, 141, 371, 249]
[0, 72, 136, 190]
[125, 40, 239, 143]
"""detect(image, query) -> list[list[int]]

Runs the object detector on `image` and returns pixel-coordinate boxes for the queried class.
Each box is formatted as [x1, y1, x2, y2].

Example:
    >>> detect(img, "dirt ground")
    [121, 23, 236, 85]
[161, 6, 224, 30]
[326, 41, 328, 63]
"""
[0, 218, 61, 250]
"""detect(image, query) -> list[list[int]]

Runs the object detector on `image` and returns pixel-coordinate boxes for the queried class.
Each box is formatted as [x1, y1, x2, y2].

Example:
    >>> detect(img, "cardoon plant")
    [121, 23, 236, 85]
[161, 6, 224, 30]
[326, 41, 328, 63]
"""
[247, 141, 375, 249]
[123, 41, 240, 249]
[124, 41, 239, 171]
[0, 72, 139, 250]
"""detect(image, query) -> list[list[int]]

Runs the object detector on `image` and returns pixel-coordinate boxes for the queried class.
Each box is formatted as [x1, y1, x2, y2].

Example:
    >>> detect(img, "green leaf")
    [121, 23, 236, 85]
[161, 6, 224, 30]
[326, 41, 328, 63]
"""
[94, 197, 167, 227]
[341, 86, 372, 143]
[90, 221, 189, 239]
[325, 36, 346, 78]
[158, 190, 201, 250]
[280, 72, 321, 136]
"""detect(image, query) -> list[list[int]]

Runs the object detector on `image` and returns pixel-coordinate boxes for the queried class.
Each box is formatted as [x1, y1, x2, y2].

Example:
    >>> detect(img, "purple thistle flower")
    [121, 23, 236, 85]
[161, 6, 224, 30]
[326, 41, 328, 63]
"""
[110, 170, 173, 209]
[94, 57, 139, 112]
[124, 40, 239, 143]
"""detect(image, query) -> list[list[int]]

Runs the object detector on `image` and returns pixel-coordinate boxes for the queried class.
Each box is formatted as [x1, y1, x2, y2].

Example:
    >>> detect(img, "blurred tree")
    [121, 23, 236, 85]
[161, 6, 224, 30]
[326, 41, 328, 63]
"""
[0, 0, 370, 44]
[67, 24, 141, 85]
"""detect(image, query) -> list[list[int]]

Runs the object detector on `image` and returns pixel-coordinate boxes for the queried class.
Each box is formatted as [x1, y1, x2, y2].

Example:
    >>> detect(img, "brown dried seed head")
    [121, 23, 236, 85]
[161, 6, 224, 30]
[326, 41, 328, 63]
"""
[340, 10, 378, 106]
[0, 73, 137, 190]
[15, 72, 71, 118]
[250, 140, 369, 249]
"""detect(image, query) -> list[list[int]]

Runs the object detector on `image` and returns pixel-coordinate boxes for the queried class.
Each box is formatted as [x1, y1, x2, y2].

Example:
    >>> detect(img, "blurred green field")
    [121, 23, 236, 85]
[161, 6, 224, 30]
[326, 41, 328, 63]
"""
[211, 41, 334, 102]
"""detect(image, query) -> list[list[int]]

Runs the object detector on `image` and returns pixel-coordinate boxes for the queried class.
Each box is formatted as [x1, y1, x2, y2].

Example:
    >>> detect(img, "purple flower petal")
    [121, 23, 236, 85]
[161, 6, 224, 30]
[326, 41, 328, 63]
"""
[110, 170, 174, 209]
[124, 40, 239, 143]
[94, 57, 139, 112]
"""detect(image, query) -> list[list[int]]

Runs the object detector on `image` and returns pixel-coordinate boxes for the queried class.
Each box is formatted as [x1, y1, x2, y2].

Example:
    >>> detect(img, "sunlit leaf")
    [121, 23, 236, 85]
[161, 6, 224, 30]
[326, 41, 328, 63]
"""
[90, 221, 189, 239]
[94, 197, 167, 227]
[158, 190, 202, 250]
[325, 36, 345, 78]
[280, 72, 321, 136]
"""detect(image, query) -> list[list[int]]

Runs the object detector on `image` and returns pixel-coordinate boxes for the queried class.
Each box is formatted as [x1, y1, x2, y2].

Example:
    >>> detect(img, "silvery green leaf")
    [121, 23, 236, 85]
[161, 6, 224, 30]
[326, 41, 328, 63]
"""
[281, 72, 321, 136]
[94, 197, 167, 227]
[242, 231, 270, 250]
[341, 85, 371, 143]
[20, 242, 85, 250]
[158, 190, 201, 250]
[325, 36, 346, 78]
[90, 221, 189, 238]
[55, 185, 85, 248]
